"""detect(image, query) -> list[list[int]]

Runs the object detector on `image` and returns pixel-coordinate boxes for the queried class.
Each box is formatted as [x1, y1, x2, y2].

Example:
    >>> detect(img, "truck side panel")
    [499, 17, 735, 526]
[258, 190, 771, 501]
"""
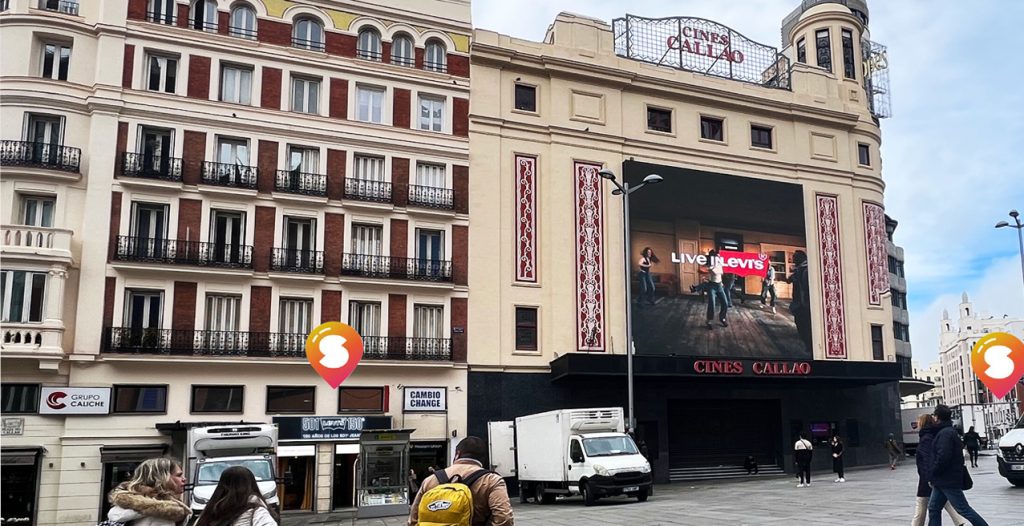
[515, 411, 567, 482]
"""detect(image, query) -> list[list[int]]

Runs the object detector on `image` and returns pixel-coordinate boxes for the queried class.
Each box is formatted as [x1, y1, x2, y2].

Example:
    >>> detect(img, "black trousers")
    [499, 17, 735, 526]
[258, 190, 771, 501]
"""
[798, 462, 811, 484]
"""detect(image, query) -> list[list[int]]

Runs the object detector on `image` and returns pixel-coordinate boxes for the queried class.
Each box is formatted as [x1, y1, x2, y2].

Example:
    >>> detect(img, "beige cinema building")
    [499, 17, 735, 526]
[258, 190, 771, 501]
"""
[466, 0, 908, 484]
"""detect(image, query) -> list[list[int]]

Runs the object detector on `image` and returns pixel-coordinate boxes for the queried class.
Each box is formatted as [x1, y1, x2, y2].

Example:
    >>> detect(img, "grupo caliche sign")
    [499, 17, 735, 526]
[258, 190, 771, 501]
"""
[38, 387, 111, 415]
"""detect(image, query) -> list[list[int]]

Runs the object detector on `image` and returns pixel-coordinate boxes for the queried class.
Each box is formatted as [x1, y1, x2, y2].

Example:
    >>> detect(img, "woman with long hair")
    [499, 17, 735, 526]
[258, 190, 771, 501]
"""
[106, 457, 191, 526]
[637, 247, 660, 306]
[830, 434, 845, 482]
[195, 466, 278, 526]
[913, 413, 967, 526]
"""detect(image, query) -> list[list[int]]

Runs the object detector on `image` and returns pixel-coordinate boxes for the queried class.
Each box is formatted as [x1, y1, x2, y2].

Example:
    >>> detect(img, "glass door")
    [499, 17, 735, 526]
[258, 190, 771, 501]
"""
[27, 115, 61, 165]
[130, 203, 168, 258]
[210, 211, 244, 265]
[416, 229, 443, 277]
[140, 127, 173, 176]
[284, 217, 315, 269]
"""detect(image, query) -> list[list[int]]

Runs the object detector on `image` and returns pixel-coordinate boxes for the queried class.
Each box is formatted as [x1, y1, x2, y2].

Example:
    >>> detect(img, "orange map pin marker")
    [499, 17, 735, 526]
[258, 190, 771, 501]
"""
[970, 332, 1024, 399]
[305, 322, 363, 388]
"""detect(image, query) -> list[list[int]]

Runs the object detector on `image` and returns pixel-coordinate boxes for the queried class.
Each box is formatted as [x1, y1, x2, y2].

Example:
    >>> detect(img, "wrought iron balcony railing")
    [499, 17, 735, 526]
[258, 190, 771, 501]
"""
[202, 161, 258, 189]
[344, 178, 391, 203]
[357, 49, 383, 61]
[38, 0, 79, 15]
[121, 152, 183, 181]
[275, 170, 327, 197]
[292, 37, 325, 52]
[424, 60, 447, 73]
[341, 254, 453, 282]
[146, 10, 176, 25]
[271, 247, 324, 273]
[229, 25, 257, 39]
[115, 236, 253, 269]
[392, 55, 415, 67]
[1, 140, 81, 173]
[103, 328, 452, 361]
[408, 185, 454, 210]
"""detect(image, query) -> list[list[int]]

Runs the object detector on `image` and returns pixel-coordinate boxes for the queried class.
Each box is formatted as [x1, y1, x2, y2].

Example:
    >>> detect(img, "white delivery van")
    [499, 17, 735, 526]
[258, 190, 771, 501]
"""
[186, 424, 279, 514]
[996, 414, 1024, 487]
[488, 407, 652, 506]
[901, 407, 933, 455]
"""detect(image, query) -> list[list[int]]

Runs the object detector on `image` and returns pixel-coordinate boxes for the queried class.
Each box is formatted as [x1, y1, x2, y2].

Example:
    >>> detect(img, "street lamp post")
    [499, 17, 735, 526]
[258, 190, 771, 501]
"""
[598, 168, 663, 433]
[995, 209, 1024, 300]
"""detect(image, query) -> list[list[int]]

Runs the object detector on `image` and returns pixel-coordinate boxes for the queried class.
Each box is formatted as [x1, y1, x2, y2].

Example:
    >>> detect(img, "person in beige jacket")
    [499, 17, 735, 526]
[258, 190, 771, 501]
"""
[106, 457, 192, 526]
[408, 436, 514, 526]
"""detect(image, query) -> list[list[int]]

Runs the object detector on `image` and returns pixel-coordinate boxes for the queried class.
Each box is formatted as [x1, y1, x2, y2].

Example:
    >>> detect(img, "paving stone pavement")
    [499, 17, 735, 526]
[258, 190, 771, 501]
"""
[284, 457, 1023, 525]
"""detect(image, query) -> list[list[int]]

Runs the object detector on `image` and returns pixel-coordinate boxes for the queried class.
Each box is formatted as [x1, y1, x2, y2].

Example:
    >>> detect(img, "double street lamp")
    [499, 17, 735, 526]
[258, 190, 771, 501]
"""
[598, 168, 663, 432]
[994, 209, 1024, 299]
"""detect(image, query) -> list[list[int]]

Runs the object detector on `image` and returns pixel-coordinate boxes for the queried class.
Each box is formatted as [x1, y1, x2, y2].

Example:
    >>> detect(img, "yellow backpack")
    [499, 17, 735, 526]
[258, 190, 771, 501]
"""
[417, 468, 492, 526]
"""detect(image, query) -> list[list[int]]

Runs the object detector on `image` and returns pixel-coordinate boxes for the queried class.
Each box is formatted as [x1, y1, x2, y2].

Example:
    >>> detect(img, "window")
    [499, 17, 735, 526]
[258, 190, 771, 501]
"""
[415, 162, 445, 188]
[515, 307, 538, 351]
[356, 86, 384, 123]
[220, 65, 252, 105]
[287, 146, 319, 173]
[266, 386, 315, 413]
[39, 0, 79, 15]
[293, 18, 324, 51]
[796, 37, 806, 64]
[858, 143, 871, 166]
[278, 298, 312, 335]
[1, 271, 47, 323]
[815, 29, 832, 73]
[138, 126, 173, 175]
[338, 387, 384, 413]
[204, 294, 240, 332]
[348, 301, 381, 336]
[190, 0, 217, 32]
[20, 195, 55, 227]
[894, 322, 910, 342]
[209, 210, 245, 265]
[191, 385, 243, 413]
[751, 125, 773, 149]
[357, 28, 382, 61]
[350, 224, 383, 257]
[424, 39, 446, 72]
[24, 114, 62, 165]
[124, 289, 163, 331]
[841, 28, 856, 79]
[129, 202, 168, 259]
[700, 116, 724, 141]
[113, 385, 167, 413]
[291, 76, 320, 114]
[514, 84, 536, 112]
[146, 54, 177, 93]
[870, 325, 884, 360]
[229, 4, 257, 39]
[1, 384, 39, 414]
[418, 96, 445, 132]
[391, 34, 414, 66]
[354, 155, 384, 182]
[413, 304, 444, 339]
[41, 42, 71, 81]
[646, 107, 671, 133]
[148, 0, 175, 24]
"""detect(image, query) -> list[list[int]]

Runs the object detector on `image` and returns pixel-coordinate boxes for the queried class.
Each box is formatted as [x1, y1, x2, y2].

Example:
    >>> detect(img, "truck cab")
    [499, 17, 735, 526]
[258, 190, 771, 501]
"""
[996, 414, 1024, 487]
[566, 431, 652, 505]
[186, 424, 279, 514]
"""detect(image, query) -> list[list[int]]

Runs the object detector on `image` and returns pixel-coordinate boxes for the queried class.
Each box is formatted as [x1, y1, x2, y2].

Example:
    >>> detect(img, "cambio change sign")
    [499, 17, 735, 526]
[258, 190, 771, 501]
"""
[39, 387, 111, 415]
[403, 387, 447, 413]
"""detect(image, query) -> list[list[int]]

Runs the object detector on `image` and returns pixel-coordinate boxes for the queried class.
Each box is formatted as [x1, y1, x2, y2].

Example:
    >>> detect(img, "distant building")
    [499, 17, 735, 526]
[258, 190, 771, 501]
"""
[902, 360, 943, 409]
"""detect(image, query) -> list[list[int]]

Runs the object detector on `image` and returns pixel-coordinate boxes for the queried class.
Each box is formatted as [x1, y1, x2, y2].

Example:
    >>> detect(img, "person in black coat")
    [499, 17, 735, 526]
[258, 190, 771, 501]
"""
[925, 405, 989, 526]
[912, 414, 966, 526]
[829, 435, 845, 482]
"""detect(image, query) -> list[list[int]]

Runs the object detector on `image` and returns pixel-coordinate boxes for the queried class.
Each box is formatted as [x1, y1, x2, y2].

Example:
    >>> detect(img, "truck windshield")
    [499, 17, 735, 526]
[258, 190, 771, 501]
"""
[197, 459, 274, 485]
[582, 436, 640, 457]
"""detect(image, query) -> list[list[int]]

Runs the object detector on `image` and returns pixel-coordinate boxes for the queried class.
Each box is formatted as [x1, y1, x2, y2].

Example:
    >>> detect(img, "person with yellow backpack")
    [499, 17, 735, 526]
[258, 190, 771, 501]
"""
[408, 436, 514, 526]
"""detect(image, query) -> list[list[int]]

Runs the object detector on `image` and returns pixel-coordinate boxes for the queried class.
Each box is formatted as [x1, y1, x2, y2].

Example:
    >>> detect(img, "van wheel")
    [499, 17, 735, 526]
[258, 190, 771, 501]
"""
[534, 483, 545, 504]
[636, 488, 649, 502]
[581, 481, 597, 506]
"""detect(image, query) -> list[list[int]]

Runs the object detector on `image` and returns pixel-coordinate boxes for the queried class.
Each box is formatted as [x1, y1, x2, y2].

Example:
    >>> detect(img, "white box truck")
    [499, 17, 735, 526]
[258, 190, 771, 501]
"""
[488, 407, 652, 506]
[186, 424, 280, 514]
[901, 407, 933, 455]
[996, 414, 1024, 487]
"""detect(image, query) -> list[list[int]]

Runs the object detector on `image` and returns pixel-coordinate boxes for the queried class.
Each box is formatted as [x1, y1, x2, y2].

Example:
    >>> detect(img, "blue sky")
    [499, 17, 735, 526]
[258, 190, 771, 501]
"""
[473, 0, 1024, 367]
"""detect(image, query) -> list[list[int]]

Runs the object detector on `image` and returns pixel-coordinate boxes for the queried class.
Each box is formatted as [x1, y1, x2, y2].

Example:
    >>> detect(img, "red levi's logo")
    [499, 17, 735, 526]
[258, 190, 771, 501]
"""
[717, 250, 769, 278]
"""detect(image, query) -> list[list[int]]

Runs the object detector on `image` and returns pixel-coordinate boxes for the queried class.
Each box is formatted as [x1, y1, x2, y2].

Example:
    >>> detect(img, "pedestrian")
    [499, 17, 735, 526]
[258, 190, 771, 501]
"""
[794, 432, 813, 488]
[744, 455, 759, 475]
[700, 249, 729, 329]
[408, 436, 513, 526]
[105, 457, 191, 526]
[926, 404, 990, 526]
[194, 466, 278, 526]
[886, 433, 903, 469]
[830, 435, 845, 482]
[912, 413, 967, 526]
[408, 468, 420, 497]
[963, 427, 981, 468]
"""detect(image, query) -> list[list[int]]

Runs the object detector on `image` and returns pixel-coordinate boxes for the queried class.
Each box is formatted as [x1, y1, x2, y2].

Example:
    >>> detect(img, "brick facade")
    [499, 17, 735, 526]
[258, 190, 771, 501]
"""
[253, 206, 276, 273]
[388, 294, 407, 337]
[183, 131, 206, 185]
[108, 191, 122, 262]
[330, 78, 349, 120]
[171, 281, 198, 332]
[324, 213, 345, 275]
[453, 97, 469, 137]
[326, 149, 347, 201]
[257, 20, 292, 47]
[257, 140, 278, 194]
[115, 122, 128, 176]
[322, 290, 342, 323]
[391, 157, 409, 208]
[121, 44, 134, 89]
[249, 286, 272, 332]
[326, 33, 357, 58]
[453, 225, 468, 286]
[448, 55, 470, 78]
[453, 165, 469, 214]
[126, 0, 146, 20]
[451, 297, 467, 362]
[103, 277, 117, 328]
[390, 219, 408, 259]
[187, 55, 211, 100]
[261, 67, 282, 110]
[177, 198, 202, 243]
[393, 88, 411, 129]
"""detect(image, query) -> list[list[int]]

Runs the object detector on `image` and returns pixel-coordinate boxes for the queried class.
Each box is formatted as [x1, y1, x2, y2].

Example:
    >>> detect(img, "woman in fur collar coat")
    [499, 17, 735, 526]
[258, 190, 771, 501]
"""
[107, 457, 192, 526]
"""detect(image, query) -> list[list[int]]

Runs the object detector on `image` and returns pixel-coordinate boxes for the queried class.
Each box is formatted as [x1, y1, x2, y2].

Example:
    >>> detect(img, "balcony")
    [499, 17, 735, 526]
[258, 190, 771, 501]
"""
[146, 10, 176, 25]
[2, 322, 65, 364]
[362, 336, 452, 361]
[275, 170, 327, 197]
[271, 248, 324, 273]
[424, 60, 448, 73]
[38, 0, 79, 15]
[202, 161, 258, 190]
[1, 140, 80, 173]
[2, 225, 73, 262]
[292, 37, 325, 52]
[344, 178, 392, 203]
[341, 254, 452, 282]
[121, 152, 183, 181]
[408, 185, 454, 210]
[115, 236, 253, 269]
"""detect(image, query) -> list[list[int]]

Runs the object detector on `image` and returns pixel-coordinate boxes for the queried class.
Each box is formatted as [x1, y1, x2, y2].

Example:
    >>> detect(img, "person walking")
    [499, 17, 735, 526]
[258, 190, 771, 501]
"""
[886, 433, 903, 469]
[637, 247, 659, 306]
[786, 251, 812, 354]
[926, 405, 990, 526]
[963, 427, 981, 468]
[913, 413, 967, 526]
[760, 265, 777, 314]
[105, 457, 191, 526]
[830, 435, 845, 483]
[794, 432, 813, 488]
[408, 436, 513, 526]
[700, 249, 729, 329]
[194, 466, 278, 526]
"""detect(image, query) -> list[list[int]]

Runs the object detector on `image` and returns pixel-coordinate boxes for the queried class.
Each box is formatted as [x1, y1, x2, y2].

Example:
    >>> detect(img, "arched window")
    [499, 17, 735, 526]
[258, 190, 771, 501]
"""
[391, 34, 414, 67]
[191, 0, 217, 31]
[424, 39, 446, 72]
[357, 28, 382, 61]
[229, 4, 257, 39]
[293, 18, 325, 52]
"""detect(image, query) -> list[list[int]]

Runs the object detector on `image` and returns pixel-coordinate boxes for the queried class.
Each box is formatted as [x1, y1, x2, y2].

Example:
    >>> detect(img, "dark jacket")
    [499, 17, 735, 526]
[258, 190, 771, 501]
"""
[916, 423, 938, 497]
[963, 431, 981, 450]
[928, 420, 965, 489]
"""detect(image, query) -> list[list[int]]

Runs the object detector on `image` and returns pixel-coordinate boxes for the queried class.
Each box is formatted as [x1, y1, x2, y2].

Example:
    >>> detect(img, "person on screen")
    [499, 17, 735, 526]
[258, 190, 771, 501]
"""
[637, 247, 659, 306]
[786, 250, 812, 353]
[760, 265, 777, 314]
[699, 249, 729, 329]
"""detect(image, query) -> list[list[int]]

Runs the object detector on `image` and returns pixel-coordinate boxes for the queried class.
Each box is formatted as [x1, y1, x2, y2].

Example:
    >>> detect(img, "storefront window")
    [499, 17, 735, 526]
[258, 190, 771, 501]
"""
[1, 450, 40, 525]
[359, 443, 408, 507]
[278, 454, 315, 511]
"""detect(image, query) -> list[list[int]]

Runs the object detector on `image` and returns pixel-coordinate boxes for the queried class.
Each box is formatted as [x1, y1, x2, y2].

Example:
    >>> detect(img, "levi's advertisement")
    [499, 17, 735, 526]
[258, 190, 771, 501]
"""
[625, 160, 813, 359]
[38, 387, 112, 415]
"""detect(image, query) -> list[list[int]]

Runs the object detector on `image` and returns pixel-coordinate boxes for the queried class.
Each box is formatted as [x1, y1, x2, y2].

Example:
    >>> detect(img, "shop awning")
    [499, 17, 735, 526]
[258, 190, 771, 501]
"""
[1, 447, 45, 465]
[100, 444, 169, 463]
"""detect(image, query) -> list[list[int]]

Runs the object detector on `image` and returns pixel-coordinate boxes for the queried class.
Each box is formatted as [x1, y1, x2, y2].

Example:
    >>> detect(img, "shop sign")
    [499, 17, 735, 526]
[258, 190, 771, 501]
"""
[274, 415, 392, 441]
[38, 387, 111, 415]
[693, 359, 812, 376]
[2, 418, 24, 436]
[403, 387, 447, 413]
